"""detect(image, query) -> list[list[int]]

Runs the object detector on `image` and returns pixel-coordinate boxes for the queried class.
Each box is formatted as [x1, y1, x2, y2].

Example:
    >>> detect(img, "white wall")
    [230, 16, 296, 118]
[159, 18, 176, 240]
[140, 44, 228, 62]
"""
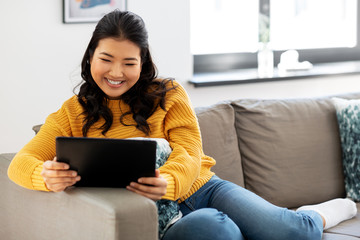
[0, 0, 359, 153]
[0, 0, 91, 153]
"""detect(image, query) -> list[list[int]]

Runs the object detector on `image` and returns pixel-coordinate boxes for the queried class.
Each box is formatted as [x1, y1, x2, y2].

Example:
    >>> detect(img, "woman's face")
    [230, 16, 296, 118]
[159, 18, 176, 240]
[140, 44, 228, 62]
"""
[90, 38, 142, 99]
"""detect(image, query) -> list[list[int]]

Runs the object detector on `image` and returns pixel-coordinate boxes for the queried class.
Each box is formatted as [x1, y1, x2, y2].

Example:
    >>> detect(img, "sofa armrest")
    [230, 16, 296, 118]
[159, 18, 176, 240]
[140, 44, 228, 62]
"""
[0, 153, 158, 240]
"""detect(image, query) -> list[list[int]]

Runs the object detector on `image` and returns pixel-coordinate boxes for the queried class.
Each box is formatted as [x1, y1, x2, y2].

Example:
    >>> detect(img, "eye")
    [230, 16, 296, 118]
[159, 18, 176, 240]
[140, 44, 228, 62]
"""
[125, 63, 137, 67]
[100, 58, 111, 62]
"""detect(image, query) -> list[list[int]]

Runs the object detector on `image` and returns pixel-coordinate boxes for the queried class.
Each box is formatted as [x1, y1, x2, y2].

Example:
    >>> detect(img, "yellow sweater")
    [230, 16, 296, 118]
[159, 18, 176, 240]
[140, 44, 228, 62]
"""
[7, 82, 215, 202]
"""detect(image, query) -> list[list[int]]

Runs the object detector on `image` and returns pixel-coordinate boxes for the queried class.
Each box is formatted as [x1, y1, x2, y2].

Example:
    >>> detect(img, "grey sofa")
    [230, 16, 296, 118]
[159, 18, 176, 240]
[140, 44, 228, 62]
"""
[1, 92, 360, 240]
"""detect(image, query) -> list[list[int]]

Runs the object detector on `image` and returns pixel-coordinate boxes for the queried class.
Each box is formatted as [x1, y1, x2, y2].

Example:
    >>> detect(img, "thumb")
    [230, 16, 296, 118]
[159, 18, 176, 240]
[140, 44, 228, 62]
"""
[53, 156, 57, 161]
[155, 169, 160, 177]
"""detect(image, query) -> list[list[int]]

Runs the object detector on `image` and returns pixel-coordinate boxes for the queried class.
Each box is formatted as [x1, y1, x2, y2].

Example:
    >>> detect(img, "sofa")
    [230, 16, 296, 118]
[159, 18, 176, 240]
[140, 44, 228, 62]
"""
[1, 92, 359, 240]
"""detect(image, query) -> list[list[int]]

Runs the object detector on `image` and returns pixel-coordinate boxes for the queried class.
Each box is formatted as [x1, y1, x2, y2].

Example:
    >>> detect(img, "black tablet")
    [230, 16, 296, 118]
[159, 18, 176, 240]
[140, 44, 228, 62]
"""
[56, 137, 157, 188]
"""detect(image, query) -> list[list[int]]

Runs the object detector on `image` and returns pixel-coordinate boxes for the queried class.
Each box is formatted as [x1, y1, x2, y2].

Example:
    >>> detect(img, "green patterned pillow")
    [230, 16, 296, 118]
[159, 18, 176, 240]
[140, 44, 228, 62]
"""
[332, 97, 360, 201]
[128, 137, 181, 239]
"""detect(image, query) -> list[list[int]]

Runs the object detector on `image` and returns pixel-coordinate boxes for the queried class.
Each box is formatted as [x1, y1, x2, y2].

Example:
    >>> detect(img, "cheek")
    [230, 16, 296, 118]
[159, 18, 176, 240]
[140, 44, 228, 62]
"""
[90, 62, 105, 80]
[127, 67, 142, 80]
[90, 63, 97, 78]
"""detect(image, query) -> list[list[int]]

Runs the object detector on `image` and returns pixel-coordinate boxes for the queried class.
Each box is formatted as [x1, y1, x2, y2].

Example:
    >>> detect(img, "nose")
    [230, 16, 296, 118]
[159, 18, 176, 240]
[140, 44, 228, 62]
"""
[109, 64, 124, 78]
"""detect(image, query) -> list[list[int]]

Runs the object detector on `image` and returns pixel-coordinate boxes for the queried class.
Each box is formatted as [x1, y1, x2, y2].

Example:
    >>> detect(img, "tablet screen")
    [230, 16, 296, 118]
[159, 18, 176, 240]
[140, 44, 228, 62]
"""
[56, 137, 157, 188]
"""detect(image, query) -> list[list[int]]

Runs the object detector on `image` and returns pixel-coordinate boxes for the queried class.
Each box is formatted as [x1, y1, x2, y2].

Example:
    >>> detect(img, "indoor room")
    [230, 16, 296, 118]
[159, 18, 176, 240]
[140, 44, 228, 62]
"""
[1, 1, 359, 240]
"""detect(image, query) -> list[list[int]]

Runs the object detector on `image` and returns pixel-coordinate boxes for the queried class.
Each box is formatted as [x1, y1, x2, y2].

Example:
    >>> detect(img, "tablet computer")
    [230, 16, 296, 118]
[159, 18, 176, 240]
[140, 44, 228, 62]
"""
[56, 137, 157, 188]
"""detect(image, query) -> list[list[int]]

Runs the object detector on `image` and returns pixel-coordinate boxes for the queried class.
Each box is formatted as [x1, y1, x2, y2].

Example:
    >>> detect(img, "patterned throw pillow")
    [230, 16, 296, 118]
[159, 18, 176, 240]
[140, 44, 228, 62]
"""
[129, 137, 181, 239]
[332, 97, 360, 201]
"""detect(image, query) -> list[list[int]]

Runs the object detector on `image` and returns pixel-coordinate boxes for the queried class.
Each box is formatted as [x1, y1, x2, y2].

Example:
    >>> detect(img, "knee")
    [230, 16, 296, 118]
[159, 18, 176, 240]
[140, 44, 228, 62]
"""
[185, 208, 242, 240]
[164, 208, 243, 240]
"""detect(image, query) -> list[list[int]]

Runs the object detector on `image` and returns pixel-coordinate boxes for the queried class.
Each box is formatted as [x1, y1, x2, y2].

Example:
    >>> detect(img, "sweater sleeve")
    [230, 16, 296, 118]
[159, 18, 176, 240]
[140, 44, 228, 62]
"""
[159, 85, 204, 201]
[7, 102, 73, 191]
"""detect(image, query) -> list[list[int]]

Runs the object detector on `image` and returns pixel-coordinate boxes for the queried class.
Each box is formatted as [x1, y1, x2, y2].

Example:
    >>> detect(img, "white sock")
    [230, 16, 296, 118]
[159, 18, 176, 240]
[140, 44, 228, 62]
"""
[296, 198, 357, 230]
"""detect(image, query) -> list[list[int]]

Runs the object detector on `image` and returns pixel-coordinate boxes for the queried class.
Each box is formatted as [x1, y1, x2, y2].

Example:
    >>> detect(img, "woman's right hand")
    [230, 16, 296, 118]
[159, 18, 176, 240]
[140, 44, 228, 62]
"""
[41, 157, 81, 192]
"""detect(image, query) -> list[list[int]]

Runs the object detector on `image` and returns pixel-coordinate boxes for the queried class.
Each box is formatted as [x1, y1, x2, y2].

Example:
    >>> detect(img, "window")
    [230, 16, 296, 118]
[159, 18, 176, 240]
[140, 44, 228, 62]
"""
[191, 0, 360, 73]
[191, 0, 258, 54]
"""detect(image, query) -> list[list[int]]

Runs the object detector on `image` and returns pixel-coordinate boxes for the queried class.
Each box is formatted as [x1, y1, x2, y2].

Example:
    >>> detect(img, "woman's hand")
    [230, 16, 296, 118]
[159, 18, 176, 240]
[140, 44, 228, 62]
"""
[126, 169, 167, 201]
[41, 157, 81, 192]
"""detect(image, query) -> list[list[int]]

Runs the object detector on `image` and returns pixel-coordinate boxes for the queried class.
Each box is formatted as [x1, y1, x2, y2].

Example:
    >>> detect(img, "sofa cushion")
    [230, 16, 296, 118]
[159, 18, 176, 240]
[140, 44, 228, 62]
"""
[195, 103, 244, 187]
[322, 233, 359, 240]
[232, 97, 349, 208]
[332, 97, 360, 201]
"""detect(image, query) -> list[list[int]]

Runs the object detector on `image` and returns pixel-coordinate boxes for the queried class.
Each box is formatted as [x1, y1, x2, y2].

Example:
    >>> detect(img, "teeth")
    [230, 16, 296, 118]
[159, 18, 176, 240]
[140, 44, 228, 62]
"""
[106, 78, 123, 85]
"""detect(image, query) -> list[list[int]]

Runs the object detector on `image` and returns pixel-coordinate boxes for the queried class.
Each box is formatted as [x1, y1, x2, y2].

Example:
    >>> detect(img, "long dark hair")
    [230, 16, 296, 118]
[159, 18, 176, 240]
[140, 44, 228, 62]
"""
[77, 10, 176, 137]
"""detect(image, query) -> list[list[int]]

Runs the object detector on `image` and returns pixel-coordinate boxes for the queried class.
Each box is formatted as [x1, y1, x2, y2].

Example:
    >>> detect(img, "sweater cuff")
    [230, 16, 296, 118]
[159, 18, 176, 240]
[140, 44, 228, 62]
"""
[161, 172, 176, 200]
[31, 163, 50, 191]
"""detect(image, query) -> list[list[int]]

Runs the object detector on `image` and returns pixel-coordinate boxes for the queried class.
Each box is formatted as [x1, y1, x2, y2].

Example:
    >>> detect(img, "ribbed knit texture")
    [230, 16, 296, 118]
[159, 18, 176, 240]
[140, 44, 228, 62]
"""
[7, 82, 215, 202]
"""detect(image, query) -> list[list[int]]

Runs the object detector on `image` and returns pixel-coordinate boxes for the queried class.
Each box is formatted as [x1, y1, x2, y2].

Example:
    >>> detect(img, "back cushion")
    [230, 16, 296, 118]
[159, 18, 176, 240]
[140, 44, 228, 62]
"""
[196, 103, 244, 187]
[232, 97, 349, 208]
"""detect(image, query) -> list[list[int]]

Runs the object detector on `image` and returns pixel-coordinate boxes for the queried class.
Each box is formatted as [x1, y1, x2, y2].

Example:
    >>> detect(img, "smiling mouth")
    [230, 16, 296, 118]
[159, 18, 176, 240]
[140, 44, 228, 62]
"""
[106, 78, 124, 85]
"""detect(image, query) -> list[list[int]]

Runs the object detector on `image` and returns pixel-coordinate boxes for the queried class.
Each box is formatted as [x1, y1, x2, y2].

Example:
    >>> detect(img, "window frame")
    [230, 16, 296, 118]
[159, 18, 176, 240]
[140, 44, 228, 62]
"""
[193, 1, 360, 73]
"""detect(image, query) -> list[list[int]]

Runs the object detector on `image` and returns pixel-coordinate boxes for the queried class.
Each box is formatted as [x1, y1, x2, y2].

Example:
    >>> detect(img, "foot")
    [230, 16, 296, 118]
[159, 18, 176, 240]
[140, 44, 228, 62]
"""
[296, 198, 357, 230]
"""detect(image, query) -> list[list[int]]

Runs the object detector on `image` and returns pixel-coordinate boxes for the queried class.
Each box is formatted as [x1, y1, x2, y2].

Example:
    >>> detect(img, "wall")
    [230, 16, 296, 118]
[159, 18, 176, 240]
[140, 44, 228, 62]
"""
[0, 0, 359, 153]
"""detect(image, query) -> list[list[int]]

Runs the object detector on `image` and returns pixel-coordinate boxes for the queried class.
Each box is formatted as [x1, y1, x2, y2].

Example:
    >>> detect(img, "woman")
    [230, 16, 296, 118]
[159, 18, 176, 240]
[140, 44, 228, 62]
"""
[8, 10, 356, 240]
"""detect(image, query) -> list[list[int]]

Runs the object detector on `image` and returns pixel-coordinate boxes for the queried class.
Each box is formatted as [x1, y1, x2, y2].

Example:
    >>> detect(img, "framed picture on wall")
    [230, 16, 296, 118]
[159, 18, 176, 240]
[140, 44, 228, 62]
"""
[63, 0, 127, 23]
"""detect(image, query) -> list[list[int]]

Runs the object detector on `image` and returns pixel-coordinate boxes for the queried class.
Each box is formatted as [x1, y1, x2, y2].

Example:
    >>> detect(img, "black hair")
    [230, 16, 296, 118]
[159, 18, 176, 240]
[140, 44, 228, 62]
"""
[77, 10, 176, 137]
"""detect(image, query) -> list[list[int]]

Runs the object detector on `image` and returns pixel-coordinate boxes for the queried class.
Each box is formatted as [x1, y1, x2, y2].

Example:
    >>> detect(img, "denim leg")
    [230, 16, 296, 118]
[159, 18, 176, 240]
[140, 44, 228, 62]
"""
[162, 208, 244, 240]
[178, 176, 324, 240]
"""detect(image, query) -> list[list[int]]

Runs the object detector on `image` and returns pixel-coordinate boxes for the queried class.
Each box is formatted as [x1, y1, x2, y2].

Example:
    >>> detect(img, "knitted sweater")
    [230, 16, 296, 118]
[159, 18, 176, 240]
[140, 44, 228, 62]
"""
[7, 82, 215, 202]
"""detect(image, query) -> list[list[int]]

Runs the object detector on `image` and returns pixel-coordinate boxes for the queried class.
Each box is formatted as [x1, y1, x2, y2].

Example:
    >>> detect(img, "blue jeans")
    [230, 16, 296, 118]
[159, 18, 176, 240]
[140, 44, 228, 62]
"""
[162, 176, 323, 240]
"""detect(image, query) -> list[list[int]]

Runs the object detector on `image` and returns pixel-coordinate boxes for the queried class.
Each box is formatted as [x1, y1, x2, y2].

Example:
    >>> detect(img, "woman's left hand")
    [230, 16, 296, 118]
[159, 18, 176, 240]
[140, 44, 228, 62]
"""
[126, 169, 167, 201]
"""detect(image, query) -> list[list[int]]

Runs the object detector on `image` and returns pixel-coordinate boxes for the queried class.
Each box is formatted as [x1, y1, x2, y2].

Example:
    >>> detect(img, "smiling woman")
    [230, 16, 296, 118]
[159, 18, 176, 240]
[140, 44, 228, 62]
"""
[77, 10, 176, 137]
[90, 38, 142, 100]
[8, 9, 180, 214]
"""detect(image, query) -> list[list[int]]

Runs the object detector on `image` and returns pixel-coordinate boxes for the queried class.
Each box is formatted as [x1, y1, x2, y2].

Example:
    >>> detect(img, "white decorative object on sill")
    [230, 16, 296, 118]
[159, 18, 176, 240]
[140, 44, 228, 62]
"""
[257, 42, 274, 78]
[277, 50, 313, 72]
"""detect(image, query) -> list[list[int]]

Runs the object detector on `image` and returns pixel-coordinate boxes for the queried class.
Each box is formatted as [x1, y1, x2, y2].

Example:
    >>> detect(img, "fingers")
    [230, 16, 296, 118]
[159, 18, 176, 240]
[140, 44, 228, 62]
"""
[48, 182, 78, 192]
[139, 176, 166, 187]
[43, 160, 70, 170]
[42, 173, 81, 192]
[126, 184, 164, 201]
[44, 176, 81, 184]
[155, 169, 160, 177]
[41, 159, 81, 192]
[41, 173, 81, 191]
[126, 173, 167, 201]
[44, 169, 78, 178]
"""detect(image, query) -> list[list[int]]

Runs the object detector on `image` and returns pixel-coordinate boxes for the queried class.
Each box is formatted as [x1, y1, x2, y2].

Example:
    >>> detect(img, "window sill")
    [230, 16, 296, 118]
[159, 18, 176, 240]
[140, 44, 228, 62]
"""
[189, 61, 360, 87]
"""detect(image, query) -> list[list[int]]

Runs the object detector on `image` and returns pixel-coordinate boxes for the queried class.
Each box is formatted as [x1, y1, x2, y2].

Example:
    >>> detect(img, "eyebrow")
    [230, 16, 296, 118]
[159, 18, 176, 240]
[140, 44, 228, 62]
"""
[99, 52, 114, 58]
[99, 52, 139, 61]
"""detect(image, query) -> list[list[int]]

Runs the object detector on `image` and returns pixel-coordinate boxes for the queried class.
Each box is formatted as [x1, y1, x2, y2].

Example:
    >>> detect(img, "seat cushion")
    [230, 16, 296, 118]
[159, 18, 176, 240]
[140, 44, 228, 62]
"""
[195, 103, 244, 187]
[231, 96, 348, 208]
[322, 233, 359, 240]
